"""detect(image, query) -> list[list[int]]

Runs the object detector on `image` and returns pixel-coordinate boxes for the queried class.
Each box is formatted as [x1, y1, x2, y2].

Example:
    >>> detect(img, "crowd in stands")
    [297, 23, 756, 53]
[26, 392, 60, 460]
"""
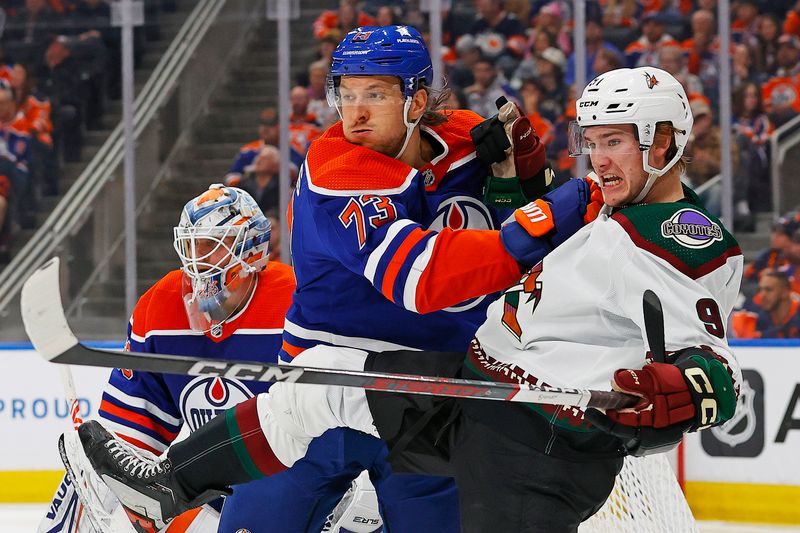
[0, 0, 176, 262]
[732, 212, 800, 338]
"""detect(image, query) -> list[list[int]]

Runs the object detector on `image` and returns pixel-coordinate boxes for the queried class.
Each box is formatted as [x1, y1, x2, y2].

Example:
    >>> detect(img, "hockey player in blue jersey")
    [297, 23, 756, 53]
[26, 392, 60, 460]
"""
[41, 185, 382, 533]
[65, 25, 604, 533]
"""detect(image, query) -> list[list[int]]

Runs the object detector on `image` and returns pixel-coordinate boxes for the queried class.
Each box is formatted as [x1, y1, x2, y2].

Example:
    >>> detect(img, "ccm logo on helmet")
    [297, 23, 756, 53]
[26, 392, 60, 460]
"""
[579, 101, 599, 107]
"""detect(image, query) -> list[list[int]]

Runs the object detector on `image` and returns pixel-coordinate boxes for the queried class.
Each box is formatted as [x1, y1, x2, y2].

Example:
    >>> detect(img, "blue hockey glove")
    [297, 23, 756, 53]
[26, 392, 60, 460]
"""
[500, 177, 603, 265]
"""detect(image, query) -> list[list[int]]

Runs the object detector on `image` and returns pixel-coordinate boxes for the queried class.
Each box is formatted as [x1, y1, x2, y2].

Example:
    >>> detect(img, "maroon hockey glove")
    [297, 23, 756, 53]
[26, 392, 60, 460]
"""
[585, 349, 738, 456]
[471, 97, 550, 206]
[606, 363, 696, 429]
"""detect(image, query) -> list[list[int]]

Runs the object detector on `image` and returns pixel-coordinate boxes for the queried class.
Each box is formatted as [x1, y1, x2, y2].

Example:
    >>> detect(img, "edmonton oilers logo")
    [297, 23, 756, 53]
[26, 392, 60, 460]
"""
[428, 195, 494, 232]
[179, 376, 254, 432]
[428, 196, 494, 312]
[660, 209, 723, 249]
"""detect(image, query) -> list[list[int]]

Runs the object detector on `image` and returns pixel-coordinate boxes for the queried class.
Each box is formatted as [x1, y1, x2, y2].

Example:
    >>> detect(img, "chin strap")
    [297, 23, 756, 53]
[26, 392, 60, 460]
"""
[394, 97, 423, 160]
[631, 171, 660, 204]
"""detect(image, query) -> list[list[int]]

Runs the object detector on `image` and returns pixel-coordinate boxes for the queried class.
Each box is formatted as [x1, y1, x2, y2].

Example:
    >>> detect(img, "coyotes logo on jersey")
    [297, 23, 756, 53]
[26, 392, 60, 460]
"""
[501, 262, 543, 341]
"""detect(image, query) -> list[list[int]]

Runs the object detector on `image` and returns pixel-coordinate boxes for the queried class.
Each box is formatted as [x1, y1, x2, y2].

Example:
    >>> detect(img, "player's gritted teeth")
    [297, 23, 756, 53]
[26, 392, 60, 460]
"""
[601, 174, 623, 188]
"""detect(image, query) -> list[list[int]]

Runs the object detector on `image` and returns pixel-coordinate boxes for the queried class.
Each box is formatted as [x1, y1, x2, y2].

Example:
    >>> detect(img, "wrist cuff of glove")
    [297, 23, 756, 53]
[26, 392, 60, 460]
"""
[674, 349, 737, 431]
[520, 163, 555, 200]
[483, 175, 529, 208]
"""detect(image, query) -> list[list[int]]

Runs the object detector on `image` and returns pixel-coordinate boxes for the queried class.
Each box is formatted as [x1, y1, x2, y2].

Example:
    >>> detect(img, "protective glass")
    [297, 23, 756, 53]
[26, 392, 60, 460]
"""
[567, 121, 643, 157]
[326, 74, 407, 112]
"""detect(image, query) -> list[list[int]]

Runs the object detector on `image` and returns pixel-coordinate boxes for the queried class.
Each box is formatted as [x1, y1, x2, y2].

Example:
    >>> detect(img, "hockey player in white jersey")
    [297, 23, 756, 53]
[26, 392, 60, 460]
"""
[74, 67, 741, 533]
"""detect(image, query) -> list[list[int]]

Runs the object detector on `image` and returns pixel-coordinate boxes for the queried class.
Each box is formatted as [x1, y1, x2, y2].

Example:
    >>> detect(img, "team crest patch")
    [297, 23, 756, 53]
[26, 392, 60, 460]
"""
[428, 195, 493, 231]
[660, 209, 723, 249]
[644, 71, 659, 89]
[180, 376, 254, 432]
[235, 530, 252, 533]
[422, 168, 435, 186]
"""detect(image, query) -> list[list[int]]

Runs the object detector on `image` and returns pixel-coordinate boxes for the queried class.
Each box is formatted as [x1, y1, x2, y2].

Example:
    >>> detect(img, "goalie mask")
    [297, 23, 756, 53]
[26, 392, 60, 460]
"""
[173, 184, 270, 335]
[569, 67, 693, 203]
[327, 25, 433, 159]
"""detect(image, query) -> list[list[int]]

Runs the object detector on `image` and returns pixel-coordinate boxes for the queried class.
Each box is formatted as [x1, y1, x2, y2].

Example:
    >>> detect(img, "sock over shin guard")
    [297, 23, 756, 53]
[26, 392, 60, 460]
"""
[168, 396, 287, 496]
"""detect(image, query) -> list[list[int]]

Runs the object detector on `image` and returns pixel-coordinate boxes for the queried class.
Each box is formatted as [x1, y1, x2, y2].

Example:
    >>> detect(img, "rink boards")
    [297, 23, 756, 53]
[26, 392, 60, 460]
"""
[1, 341, 798, 524]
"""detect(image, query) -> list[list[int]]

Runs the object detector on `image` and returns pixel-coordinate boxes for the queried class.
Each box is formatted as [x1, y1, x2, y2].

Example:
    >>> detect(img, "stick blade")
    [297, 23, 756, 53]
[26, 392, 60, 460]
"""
[21, 256, 78, 361]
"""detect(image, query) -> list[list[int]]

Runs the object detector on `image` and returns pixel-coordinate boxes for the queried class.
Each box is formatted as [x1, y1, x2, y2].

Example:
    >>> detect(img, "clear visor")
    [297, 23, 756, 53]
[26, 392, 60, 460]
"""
[326, 75, 407, 111]
[180, 270, 254, 334]
[567, 121, 643, 157]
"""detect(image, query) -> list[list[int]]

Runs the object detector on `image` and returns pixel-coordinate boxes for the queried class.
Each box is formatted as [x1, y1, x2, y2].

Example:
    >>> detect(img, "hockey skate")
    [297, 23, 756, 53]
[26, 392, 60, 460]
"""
[76, 420, 229, 532]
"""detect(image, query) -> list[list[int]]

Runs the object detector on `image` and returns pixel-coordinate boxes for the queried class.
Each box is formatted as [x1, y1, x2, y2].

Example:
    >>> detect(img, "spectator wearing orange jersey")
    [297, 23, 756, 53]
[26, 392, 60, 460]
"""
[14, 66, 58, 197]
[733, 269, 800, 339]
[313, 1, 376, 41]
[761, 34, 800, 126]
[625, 12, 680, 69]
[0, 82, 34, 233]
[783, 0, 800, 38]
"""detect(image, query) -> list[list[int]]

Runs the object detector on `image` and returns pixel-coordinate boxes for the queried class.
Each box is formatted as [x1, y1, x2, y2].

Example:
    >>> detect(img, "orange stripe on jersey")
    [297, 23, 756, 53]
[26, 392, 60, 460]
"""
[306, 123, 413, 192]
[100, 400, 178, 442]
[415, 229, 521, 314]
[165, 508, 203, 532]
[381, 227, 431, 302]
[117, 433, 163, 456]
[281, 340, 306, 358]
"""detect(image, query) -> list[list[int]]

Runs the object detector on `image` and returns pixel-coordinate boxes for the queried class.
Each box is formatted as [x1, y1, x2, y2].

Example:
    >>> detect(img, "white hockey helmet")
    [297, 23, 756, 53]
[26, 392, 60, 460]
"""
[570, 67, 693, 202]
[173, 184, 271, 335]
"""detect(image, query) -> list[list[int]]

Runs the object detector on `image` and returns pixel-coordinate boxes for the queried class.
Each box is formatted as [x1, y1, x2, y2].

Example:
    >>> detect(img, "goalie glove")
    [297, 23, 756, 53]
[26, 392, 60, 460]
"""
[500, 177, 603, 265]
[585, 348, 738, 456]
[471, 96, 551, 207]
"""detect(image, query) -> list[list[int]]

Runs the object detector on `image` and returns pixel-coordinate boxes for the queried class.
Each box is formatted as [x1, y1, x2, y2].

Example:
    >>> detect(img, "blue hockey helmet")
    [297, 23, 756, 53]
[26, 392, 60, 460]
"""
[327, 25, 433, 105]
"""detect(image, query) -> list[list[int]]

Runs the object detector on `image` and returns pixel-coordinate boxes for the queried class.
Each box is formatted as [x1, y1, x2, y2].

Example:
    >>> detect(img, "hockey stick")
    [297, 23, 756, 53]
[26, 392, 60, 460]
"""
[60, 366, 84, 430]
[642, 289, 666, 364]
[21, 257, 639, 410]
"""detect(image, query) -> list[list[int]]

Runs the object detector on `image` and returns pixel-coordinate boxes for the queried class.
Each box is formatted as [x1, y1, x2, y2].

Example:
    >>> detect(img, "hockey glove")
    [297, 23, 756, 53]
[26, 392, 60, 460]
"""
[471, 96, 551, 207]
[585, 348, 738, 456]
[500, 177, 603, 265]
